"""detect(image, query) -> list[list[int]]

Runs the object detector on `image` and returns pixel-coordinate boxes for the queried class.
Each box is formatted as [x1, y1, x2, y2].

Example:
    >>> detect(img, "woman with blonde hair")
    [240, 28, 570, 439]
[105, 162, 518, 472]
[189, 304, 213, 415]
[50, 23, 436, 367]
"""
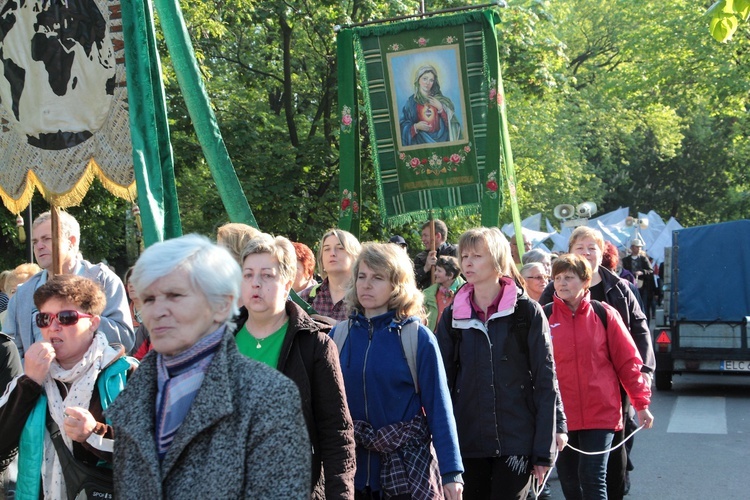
[300, 228, 361, 326]
[436, 227, 559, 500]
[0, 263, 42, 328]
[216, 222, 261, 265]
[334, 242, 463, 500]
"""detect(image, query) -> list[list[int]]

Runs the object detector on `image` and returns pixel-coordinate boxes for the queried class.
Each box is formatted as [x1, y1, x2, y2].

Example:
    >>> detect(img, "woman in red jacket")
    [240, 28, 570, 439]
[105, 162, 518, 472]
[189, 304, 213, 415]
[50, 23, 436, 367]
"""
[548, 254, 654, 500]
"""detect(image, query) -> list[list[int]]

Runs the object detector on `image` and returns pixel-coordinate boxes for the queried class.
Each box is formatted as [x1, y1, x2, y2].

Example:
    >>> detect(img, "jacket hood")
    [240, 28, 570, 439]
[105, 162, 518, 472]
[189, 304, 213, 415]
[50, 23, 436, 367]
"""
[452, 276, 518, 321]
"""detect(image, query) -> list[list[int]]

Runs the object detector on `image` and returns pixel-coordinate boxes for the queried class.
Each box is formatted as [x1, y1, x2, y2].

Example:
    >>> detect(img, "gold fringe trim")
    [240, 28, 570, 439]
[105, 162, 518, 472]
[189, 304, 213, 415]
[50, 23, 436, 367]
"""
[0, 159, 137, 214]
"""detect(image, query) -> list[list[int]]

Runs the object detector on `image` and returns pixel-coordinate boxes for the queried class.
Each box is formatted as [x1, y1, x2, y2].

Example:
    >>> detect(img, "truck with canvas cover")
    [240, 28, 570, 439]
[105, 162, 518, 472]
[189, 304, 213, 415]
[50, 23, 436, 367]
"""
[654, 220, 750, 390]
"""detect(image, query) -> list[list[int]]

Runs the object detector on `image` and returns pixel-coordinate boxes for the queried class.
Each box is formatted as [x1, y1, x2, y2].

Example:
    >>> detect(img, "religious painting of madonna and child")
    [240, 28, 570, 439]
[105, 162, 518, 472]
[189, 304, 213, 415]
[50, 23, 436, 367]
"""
[389, 47, 468, 150]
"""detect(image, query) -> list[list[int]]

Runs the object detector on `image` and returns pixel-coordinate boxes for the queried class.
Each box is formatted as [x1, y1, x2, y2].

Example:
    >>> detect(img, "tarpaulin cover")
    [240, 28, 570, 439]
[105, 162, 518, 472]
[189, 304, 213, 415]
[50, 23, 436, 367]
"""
[672, 220, 750, 322]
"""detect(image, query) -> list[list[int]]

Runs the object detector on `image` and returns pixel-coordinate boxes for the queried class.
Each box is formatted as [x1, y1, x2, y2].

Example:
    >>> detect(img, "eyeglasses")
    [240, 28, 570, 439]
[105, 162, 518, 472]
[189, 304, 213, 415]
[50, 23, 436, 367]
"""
[36, 310, 94, 328]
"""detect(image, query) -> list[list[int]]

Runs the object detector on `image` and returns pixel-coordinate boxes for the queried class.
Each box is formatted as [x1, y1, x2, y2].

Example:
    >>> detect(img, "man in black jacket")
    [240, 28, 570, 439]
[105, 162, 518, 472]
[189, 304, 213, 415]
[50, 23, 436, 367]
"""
[622, 238, 655, 322]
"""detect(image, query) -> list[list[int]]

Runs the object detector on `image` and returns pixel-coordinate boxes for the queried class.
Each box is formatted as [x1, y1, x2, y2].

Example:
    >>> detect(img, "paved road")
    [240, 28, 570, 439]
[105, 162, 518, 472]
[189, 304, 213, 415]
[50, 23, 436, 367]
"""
[537, 373, 750, 499]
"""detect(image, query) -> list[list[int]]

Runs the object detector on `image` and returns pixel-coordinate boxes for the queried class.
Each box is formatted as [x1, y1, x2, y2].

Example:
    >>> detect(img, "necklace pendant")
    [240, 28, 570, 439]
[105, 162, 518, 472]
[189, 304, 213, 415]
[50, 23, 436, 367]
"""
[256, 340, 262, 349]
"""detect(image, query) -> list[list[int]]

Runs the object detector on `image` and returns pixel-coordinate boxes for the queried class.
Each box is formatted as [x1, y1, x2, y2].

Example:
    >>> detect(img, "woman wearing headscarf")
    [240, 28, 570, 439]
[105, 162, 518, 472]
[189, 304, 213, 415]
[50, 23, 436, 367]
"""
[235, 233, 355, 499]
[400, 65, 462, 145]
[107, 234, 311, 499]
[0, 274, 136, 499]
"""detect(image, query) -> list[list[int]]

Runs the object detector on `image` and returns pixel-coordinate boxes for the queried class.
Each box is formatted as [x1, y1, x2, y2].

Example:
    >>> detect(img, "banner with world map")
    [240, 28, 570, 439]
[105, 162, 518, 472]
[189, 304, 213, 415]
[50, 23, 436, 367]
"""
[338, 8, 513, 228]
[0, 0, 135, 213]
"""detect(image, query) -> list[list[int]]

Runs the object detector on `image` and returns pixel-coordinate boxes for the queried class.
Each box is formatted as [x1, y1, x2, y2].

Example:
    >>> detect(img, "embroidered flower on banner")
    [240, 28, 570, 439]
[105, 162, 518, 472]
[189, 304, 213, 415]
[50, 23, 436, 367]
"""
[400, 143, 472, 176]
[415, 37, 429, 47]
[442, 35, 457, 44]
[341, 105, 353, 133]
[340, 189, 360, 217]
[389, 43, 402, 51]
[485, 171, 499, 199]
[488, 79, 504, 108]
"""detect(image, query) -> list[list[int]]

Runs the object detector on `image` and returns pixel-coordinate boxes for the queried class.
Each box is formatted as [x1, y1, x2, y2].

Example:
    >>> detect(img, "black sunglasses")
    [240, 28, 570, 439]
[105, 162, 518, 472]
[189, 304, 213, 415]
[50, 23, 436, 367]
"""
[36, 310, 94, 328]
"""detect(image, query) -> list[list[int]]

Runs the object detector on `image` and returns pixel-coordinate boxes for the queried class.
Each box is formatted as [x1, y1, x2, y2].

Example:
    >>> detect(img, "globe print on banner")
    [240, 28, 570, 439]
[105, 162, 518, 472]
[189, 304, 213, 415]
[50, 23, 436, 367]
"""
[0, 0, 135, 214]
[0, 0, 116, 150]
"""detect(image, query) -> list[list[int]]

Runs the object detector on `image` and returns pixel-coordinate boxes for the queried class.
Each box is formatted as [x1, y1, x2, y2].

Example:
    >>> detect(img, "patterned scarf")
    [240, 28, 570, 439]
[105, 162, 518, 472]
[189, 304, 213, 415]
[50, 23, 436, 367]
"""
[42, 332, 116, 500]
[155, 326, 225, 461]
[353, 413, 442, 499]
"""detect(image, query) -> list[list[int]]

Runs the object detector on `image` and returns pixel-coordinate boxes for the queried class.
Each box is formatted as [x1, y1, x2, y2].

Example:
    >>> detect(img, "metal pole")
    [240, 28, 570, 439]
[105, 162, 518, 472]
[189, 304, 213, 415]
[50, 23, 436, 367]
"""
[334, 1, 506, 31]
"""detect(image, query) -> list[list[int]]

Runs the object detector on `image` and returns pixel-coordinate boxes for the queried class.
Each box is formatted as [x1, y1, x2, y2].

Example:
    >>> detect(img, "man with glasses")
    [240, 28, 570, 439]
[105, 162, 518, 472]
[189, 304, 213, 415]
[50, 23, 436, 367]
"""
[4, 211, 133, 360]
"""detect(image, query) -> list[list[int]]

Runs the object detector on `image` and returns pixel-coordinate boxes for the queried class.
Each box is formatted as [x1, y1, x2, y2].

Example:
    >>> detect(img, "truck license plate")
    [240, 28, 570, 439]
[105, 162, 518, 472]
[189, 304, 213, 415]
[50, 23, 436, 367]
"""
[722, 360, 750, 371]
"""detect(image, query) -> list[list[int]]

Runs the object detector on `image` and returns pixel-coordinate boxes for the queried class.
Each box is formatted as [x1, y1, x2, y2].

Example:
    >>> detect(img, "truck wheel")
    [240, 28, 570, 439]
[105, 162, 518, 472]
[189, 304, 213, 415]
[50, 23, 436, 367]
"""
[655, 371, 672, 391]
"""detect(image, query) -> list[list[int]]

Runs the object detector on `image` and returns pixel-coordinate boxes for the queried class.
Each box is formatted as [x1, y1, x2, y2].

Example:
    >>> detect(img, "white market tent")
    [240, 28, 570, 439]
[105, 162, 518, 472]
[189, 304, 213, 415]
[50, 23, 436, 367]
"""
[502, 208, 682, 265]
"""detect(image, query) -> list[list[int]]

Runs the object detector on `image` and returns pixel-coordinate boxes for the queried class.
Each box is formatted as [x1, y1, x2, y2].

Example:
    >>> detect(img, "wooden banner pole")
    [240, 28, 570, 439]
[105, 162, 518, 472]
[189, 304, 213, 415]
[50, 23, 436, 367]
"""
[51, 206, 62, 276]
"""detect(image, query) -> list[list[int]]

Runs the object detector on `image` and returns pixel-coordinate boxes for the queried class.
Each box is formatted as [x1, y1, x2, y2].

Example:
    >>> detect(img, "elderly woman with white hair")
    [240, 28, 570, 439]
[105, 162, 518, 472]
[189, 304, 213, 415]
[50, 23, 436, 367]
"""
[107, 234, 311, 499]
[520, 262, 549, 303]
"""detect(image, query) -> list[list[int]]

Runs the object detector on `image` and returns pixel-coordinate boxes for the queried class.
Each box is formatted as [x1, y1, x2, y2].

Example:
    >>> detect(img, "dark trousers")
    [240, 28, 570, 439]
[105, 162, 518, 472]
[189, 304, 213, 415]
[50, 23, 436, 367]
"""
[606, 388, 632, 500]
[463, 456, 532, 500]
[556, 429, 614, 500]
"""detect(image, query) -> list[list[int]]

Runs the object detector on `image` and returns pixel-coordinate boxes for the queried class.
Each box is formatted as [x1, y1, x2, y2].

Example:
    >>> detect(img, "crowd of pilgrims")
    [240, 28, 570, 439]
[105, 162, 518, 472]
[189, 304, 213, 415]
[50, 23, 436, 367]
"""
[0, 212, 655, 499]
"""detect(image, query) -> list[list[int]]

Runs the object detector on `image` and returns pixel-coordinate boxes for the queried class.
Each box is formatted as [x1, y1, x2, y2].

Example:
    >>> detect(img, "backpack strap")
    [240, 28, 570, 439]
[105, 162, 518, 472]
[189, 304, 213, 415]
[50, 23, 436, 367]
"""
[590, 300, 608, 330]
[511, 297, 532, 358]
[398, 321, 420, 394]
[331, 319, 351, 354]
[332, 319, 420, 394]
[543, 303, 553, 319]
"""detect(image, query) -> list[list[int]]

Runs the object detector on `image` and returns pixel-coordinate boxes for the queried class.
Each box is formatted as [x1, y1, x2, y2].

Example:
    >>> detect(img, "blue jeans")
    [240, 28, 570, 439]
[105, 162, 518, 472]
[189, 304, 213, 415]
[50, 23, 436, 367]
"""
[556, 429, 614, 500]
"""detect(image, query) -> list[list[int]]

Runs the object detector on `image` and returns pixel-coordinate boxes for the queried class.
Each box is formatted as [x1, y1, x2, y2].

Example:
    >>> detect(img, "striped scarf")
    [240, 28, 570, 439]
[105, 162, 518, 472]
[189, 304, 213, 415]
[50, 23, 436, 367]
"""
[155, 326, 225, 461]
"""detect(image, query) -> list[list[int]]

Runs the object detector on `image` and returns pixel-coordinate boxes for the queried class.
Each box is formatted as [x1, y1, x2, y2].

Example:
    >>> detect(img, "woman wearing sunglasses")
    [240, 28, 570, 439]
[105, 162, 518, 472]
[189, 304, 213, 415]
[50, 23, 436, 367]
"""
[0, 274, 137, 499]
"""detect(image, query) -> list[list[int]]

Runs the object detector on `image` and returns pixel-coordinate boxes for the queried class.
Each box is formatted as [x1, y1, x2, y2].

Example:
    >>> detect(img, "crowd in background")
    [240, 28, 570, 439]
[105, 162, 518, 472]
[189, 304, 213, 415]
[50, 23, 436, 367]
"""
[0, 212, 656, 500]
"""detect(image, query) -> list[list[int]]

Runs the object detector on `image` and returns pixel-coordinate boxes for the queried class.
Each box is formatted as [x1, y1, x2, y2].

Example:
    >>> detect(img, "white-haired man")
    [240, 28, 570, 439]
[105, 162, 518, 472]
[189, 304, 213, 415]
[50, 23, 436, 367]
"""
[4, 211, 134, 359]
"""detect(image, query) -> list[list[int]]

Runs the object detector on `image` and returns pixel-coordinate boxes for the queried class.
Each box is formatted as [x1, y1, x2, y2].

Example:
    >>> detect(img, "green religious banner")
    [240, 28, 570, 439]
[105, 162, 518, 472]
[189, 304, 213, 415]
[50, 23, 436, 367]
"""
[338, 9, 510, 228]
